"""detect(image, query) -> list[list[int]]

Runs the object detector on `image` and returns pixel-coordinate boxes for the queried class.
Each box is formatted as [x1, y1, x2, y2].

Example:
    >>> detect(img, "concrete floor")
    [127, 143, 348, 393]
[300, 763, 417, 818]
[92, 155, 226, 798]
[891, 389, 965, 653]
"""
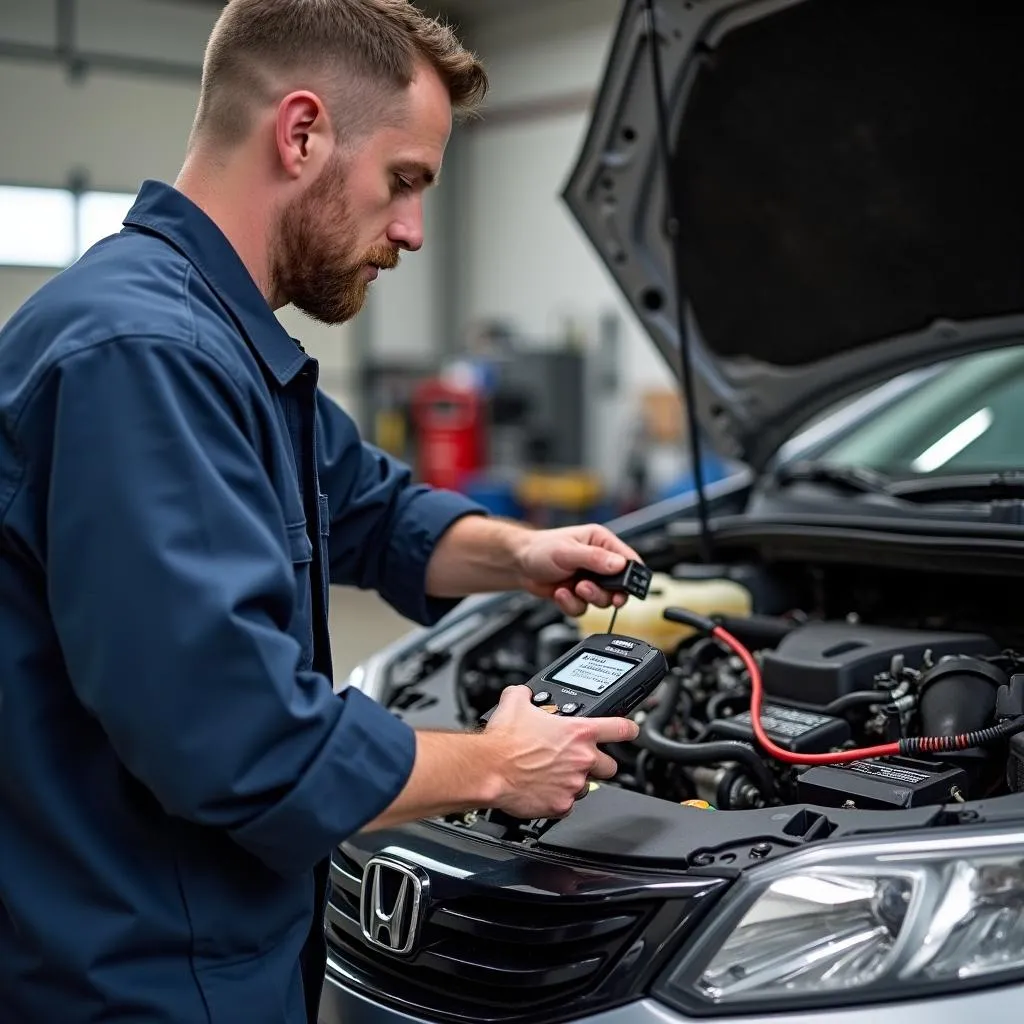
[327, 587, 417, 681]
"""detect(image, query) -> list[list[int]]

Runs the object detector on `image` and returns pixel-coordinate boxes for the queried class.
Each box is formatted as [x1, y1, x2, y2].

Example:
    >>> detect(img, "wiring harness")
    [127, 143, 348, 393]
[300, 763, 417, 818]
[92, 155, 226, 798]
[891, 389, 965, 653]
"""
[664, 607, 1024, 766]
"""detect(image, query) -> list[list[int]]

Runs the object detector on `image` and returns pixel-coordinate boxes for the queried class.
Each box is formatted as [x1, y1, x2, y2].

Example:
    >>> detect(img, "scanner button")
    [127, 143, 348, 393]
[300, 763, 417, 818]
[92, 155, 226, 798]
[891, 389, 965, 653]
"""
[532, 690, 552, 705]
[560, 703, 581, 716]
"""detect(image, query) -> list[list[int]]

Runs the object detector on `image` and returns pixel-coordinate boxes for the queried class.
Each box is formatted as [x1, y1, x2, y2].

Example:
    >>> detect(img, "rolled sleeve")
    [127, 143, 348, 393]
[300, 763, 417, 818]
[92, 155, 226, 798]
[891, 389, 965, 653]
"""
[232, 688, 414, 876]
[44, 337, 414, 876]
[317, 391, 486, 625]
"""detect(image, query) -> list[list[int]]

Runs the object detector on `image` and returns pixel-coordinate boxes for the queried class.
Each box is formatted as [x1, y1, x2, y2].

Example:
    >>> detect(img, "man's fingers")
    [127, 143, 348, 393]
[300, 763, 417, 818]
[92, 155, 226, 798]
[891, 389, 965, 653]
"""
[590, 752, 619, 780]
[498, 683, 531, 707]
[554, 587, 587, 617]
[585, 716, 641, 745]
[572, 580, 615, 608]
[587, 525, 642, 564]
[576, 542, 627, 576]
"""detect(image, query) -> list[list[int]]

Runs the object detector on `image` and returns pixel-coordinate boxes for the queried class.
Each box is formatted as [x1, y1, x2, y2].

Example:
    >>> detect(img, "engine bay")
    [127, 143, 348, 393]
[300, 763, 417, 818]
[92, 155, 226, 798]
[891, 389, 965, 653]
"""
[381, 554, 1024, 836]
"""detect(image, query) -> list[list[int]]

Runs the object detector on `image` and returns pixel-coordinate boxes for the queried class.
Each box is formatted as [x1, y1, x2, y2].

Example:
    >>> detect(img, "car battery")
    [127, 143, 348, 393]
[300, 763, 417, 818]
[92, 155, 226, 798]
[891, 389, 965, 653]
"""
[713, 702, 850, 754]
[797, 757, 968, 810]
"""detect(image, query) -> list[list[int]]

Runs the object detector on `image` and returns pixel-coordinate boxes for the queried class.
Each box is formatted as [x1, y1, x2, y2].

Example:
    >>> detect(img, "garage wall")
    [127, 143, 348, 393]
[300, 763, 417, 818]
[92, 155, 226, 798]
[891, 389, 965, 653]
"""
[463, 2, 673, 385]
[461, 0, 676, 479]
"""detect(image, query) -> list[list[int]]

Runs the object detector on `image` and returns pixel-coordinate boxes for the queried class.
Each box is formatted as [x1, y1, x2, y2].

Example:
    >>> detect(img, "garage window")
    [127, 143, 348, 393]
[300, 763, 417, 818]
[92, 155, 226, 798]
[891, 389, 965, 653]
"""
[0, 186, 76, 268]
[77, 191, 136, 255]
[0, 185, 137, 268]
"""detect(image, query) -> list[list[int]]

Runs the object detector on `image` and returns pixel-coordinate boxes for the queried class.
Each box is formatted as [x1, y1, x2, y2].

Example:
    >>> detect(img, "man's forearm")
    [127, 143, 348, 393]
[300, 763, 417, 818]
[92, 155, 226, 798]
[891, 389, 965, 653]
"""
[424, 515, 532, 597]
[360, 729, 506, 831]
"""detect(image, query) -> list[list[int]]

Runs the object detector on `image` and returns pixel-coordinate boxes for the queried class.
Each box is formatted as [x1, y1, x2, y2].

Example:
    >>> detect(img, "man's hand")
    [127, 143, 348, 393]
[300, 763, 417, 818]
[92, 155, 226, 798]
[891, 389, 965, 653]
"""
[426, 516, 642, 616]
[483, 685, 639, 819]
[360, 685, 640, 831]
[511, 523, 643, 617]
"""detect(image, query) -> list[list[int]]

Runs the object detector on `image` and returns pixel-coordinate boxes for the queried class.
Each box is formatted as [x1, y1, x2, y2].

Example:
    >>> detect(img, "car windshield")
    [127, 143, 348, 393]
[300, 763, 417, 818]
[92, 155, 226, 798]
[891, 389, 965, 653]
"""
[813, 345, 1024, 477]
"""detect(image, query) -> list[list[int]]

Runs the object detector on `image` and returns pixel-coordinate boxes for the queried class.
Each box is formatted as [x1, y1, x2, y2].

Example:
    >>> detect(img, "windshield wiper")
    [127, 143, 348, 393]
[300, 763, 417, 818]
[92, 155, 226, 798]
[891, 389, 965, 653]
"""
[774, 460, 893, 495]
[889, 471, 1024, 503]
[777, 462, 1024, 507]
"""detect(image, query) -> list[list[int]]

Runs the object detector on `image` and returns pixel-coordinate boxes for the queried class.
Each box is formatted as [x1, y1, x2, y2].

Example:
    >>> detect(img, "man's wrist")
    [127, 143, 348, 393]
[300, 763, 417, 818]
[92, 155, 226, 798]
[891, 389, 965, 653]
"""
[468, 728, 512, 808]
[412, 728, 509, 810]
[496, 518, 535, 588]
[425, 514, 535, 598]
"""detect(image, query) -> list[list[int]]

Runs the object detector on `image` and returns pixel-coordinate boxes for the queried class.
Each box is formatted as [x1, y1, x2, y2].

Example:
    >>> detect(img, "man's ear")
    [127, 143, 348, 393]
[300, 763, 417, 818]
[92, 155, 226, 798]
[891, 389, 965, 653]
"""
[274, 90, 333, 180]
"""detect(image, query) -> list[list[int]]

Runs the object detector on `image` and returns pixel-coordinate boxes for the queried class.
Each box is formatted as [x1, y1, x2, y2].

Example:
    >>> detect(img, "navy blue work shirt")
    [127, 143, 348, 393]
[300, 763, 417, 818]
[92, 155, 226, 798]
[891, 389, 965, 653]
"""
[0, 180, 485, 1024]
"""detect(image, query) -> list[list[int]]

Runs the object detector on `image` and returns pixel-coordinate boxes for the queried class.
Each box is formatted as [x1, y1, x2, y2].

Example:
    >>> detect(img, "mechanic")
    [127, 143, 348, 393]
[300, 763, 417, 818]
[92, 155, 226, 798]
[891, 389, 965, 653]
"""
[0, 2, 641, 1022]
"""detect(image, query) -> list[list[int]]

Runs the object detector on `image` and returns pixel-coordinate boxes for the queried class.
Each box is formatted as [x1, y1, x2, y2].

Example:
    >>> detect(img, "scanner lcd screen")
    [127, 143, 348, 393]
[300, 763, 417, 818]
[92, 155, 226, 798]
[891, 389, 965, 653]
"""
[550, 650, 633, 695]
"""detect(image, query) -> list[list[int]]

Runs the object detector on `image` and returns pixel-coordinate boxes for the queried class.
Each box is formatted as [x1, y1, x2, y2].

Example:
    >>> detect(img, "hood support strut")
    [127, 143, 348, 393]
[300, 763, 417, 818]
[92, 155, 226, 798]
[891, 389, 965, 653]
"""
[646, 0, 714, 562]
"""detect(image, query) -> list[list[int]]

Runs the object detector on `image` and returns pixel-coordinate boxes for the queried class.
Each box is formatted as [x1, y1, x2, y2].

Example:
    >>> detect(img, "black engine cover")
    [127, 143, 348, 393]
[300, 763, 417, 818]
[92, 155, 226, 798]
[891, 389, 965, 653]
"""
[761, 623, 1000, 706]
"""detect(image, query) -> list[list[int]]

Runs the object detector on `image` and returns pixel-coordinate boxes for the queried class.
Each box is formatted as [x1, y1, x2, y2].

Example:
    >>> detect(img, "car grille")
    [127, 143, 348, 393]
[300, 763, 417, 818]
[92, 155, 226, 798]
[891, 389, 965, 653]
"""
[325, 848, 660, 1019]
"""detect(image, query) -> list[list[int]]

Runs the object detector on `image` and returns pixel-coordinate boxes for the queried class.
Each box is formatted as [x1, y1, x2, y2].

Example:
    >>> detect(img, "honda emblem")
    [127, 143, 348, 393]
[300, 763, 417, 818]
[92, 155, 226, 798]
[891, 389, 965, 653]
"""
[359, 855, 428, 957]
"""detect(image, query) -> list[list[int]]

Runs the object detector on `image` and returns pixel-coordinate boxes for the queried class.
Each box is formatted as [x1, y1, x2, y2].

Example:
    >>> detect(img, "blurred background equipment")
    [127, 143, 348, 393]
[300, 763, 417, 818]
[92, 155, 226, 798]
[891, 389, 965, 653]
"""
[411, 377, 487, 493]
[367, 325, 734, 526]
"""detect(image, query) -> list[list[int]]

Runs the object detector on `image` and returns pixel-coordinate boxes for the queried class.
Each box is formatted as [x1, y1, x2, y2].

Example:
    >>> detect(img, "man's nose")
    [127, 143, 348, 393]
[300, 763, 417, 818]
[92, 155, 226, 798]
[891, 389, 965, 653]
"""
[387, 207, 424, 252]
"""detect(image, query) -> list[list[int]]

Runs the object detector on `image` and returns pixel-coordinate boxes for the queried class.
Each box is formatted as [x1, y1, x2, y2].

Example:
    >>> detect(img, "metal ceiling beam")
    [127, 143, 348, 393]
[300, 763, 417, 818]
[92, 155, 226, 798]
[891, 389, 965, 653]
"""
[0, 0, 202, 83]
[0, 37, 202, 82]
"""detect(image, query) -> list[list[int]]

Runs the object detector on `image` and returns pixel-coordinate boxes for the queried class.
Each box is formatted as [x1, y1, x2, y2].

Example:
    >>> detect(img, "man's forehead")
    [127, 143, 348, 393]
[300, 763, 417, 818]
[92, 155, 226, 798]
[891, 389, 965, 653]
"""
[365, 117, 447, 181]
[357, 67, 451, 182]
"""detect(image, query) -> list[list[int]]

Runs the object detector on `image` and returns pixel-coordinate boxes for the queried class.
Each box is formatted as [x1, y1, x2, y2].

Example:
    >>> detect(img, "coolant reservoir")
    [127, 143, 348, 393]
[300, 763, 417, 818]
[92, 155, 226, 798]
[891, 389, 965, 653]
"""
[577, 572, 752, 652]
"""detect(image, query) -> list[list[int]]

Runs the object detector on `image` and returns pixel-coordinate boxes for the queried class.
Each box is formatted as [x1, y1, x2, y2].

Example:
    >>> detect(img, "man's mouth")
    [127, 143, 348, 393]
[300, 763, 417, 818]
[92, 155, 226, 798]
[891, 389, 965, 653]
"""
[363, 249, 399, 283]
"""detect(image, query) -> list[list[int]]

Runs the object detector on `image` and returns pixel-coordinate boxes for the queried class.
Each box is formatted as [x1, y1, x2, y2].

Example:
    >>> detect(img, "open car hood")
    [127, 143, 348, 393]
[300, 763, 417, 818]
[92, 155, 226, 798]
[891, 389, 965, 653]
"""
[563, 0, 1024, 471]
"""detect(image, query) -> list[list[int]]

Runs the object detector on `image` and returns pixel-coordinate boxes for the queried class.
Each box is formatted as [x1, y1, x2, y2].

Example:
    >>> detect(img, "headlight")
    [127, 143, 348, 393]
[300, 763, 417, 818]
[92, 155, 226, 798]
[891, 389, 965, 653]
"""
[656, 829, 1024, 1014]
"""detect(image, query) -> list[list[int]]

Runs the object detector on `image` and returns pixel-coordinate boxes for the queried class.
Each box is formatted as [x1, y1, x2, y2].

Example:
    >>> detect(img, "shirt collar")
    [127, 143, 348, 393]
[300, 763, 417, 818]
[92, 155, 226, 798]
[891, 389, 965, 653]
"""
[122, 179, 309, 386]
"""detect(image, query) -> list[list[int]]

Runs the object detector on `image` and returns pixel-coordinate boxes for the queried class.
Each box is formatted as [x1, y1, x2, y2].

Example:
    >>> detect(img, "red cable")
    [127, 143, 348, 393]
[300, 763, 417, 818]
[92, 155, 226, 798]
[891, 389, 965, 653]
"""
[710, 625, 902, 766]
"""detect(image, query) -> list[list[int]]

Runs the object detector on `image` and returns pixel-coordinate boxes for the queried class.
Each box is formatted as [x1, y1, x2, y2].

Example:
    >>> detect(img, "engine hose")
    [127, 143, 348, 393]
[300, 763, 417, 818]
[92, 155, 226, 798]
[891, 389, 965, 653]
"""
[638, 673, 777, 798]
[634, 749, 652, 792]
[706, 689, 748, 721]
[677, 636, 726, 670]
[663, 606, 1024, 766]
[824, 690, 895, 715]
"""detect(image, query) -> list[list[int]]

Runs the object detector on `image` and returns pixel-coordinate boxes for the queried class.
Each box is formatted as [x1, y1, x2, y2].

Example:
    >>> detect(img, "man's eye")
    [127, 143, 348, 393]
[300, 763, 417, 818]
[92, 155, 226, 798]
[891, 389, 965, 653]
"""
[394, 176, 414, 194]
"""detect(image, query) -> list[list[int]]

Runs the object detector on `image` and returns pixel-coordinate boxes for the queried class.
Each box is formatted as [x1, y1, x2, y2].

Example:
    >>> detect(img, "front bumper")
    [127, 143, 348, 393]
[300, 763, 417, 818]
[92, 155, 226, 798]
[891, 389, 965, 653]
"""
[319, 973, 1022, 1024]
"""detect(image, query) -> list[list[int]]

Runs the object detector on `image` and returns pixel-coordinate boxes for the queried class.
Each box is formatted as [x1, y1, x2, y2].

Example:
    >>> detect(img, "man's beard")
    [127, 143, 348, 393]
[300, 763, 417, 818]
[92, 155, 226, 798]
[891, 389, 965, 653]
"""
[271, 152, 399, 325]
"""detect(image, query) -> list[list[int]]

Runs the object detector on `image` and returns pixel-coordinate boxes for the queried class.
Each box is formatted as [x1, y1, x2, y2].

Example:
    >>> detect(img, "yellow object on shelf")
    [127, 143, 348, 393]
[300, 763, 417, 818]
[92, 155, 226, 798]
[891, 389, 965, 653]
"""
[577, 572, 753, 652]
[516, 469, 604, 510]
[374, 409, 406, 457]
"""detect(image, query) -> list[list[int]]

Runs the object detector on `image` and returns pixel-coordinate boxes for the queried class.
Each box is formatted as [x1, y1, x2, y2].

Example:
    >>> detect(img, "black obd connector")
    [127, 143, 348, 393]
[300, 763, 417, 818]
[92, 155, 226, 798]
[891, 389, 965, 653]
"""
[574, 560, 652, 601]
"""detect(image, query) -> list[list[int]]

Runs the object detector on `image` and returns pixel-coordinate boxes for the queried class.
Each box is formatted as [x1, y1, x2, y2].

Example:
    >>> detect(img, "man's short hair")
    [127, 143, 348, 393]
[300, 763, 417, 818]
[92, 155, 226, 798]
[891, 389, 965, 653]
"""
[191, 0, 488, 148]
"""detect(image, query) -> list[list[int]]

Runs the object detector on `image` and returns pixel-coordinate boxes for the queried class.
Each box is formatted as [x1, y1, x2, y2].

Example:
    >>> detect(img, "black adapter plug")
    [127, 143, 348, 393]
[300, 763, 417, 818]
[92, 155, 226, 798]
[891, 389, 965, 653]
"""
[573, 560, 652, 601]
